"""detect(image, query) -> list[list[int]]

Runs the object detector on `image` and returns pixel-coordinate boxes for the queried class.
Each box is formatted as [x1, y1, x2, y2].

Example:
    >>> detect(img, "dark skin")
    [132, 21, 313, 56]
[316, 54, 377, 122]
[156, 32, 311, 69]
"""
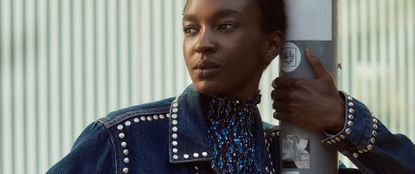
[183, 0, 344, 133]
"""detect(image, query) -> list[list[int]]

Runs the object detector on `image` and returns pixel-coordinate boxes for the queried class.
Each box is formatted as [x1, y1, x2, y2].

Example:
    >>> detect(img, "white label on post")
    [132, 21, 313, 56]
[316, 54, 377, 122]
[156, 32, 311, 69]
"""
[284, 0, 332, 41]
[281, 42, 301, 73]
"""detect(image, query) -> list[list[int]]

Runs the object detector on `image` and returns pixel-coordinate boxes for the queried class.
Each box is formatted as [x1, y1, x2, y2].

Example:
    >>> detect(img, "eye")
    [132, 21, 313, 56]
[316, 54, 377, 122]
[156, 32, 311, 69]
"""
[183, 26, 198, 35]
[217, 23, 237, 31]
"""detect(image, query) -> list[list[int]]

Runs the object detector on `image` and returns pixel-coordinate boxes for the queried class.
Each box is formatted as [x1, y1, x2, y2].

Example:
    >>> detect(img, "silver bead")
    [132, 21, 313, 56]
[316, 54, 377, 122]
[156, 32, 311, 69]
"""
[123, 149, 129, 155]
[348, 114, 354, 120]
[117, 125, 124, 131]
[124, 157, 129, 164]
[370, 137, 376, 144]
[367, 144, 373, 150]
[172, 148, 178, 153]
[140, 116, 146, 121]
[121, 142, 127, 148]
[172, 141, 178, 146]
[166, 113, 171, 118]
[173, 155, 179, 159]
[172, 133, 178, 139]
[123, 167, 129, 173]
[373, 124, 378, 130]
[202, 152, 208, 157]
[147, 116, 152, 121]
[345, 128, 352, 135]
[373, 118, 378, 124]
[372, 130, 377, 136]
[153, 115, 159, 120]
[172, 120, 178, 125]
[193, 153, 199, 158]
[183, 154, 189, 159]
[133, 118, 139, 123]
[347, 96, 353, 101]
[172, 126, 178, 132]
[348, 102, 354, 107]
[119, 133, 125, 139]
[349, 108, 355, 114]
[352, 153, 359, 158]
[172, 114, 178, 119]
[125, 121, 131, 126]
[159, 114, 165, 119]
[172, 108, 178, 113]
[347, 120, 354, 126]
[173, 102, 178, 107]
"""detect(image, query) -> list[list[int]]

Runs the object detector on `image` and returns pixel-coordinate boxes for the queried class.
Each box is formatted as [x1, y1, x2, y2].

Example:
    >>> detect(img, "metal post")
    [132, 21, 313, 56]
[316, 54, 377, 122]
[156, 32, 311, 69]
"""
[279, 0, 338, 173]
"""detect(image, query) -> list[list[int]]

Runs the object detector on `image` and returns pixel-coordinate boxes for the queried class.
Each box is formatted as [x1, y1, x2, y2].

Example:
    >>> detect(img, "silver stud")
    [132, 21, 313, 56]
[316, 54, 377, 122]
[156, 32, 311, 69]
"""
[373, 118, 378, 124]
[349, 108, 355, 114]
[345, 128, 352, 135]
[140, 116, 146, 121]
[172, 114, 178, 119]
[166, 113, 171, 118]
[352, 153, 359, 158]
[173, 155, 179, 159]
[372, 130, 377, 136]
[125, 121, 131, 126]
[172, 120, 178, 125]
[172, 141, 178, 146]
[335, 137, 341, 142]
[202, 152, 208, 157]
[172, 148, 178, 153]
[348, 102, 354, 107]
[347, 96, 353, 101]
[172, 133, 178, 139]
[117, 125, 124, 131]
[153, 115, 159, 120]
[173, 103, 178, 107]
[133, 118, 139, 123]
[172, 126, 178, 132]
[172, 108, 178, 113]
[367, 144, 373, 151]
[123, 149, 129, 155]
[373, 124, 378, 130]
[147, 116, 152, 121]
[348, 114, 354, 120]
[159, 114, 165, 119]
[121, 142, 127, 148]
[347, 121, 354, 126]
[370, 137, 376, 144]
[193, 153, 199, 158]
[123, 167, 129, 173]
[183, 154, 189, 159]
[124, 157, 130, 164]
[119, 133, 125, 139]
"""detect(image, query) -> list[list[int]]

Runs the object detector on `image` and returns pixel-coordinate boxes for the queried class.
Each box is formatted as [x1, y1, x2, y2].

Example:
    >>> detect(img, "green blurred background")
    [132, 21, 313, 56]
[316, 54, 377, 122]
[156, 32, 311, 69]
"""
[0, 0, 414, 173]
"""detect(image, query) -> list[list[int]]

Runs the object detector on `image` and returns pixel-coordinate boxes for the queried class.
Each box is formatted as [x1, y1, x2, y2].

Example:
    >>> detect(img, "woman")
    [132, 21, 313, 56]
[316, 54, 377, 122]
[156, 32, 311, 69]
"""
[47, 0, 415, 173]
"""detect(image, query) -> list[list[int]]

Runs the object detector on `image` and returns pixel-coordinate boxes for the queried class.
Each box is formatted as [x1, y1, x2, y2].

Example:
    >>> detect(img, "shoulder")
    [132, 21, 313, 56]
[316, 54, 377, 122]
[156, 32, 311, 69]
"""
[97, 96, 176, 128]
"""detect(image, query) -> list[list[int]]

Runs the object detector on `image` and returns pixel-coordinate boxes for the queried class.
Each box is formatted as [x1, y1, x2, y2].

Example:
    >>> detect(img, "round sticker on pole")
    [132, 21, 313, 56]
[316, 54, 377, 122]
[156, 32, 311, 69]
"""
[281, 42, 301, 73]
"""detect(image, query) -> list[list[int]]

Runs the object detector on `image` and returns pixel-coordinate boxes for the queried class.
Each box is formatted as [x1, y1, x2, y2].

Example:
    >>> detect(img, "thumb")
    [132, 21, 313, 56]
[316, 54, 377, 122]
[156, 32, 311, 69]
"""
[304, 48, 330, 79]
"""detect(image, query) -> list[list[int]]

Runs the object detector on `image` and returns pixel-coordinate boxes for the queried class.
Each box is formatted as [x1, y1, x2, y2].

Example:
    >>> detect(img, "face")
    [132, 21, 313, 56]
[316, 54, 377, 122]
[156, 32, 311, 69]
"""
[183, 0, 281, 99]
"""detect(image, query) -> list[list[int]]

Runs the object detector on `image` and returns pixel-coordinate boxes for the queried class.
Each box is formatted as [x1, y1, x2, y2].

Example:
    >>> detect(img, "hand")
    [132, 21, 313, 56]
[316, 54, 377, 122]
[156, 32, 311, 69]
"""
[271, 49, 345, 133]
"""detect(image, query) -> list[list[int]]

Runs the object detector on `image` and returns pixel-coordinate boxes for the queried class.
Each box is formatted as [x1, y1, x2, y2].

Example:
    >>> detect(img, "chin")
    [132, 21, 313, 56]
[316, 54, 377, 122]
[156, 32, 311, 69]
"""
[192, 80, 226, 96]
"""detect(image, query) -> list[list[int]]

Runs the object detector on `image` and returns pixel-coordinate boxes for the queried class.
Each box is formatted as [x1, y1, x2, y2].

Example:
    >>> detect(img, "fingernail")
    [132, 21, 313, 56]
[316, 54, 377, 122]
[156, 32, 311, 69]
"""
[305, 48, 311, 53]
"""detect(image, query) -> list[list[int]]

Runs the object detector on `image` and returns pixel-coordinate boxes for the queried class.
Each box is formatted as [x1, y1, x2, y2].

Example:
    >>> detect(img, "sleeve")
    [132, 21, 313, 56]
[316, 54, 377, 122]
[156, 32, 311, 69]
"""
[46, 121, 116, 174]
[322, 92, 415, 174]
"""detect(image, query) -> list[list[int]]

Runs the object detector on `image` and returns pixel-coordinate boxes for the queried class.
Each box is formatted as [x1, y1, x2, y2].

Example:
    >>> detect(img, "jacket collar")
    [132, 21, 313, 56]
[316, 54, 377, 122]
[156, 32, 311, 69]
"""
[168, 85, 272, 172]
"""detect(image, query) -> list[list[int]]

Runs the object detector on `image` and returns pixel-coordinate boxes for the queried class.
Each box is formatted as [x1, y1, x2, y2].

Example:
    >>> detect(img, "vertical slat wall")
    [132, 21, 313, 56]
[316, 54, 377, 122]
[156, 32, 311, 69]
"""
[0, 0, 414, 173]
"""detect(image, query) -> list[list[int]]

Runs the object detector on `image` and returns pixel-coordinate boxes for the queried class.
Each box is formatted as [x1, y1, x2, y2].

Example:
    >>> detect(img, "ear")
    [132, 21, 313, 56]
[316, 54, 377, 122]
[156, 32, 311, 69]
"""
[263, 31, 284, 64]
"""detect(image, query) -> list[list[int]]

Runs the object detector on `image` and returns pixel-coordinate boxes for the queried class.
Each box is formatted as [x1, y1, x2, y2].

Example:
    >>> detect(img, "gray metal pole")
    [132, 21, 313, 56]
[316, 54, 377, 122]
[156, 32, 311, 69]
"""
[279, 0, 338, 174]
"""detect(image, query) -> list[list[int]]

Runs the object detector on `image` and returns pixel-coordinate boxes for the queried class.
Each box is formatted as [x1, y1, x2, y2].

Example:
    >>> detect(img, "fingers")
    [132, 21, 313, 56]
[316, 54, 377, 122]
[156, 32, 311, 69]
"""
[272, 76, 300, 89]
[304, 48, 331, 79]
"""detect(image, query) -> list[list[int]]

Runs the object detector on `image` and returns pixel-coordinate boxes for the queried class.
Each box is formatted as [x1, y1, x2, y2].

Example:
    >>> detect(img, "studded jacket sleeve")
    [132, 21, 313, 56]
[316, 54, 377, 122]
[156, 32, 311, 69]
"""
[46, 122, 115, 174]
[322, 92, 415, 174]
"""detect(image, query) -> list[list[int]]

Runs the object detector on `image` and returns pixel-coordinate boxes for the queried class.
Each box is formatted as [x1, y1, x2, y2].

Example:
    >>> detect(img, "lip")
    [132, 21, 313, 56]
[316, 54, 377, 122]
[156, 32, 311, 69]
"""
[193, 60, 221, 78]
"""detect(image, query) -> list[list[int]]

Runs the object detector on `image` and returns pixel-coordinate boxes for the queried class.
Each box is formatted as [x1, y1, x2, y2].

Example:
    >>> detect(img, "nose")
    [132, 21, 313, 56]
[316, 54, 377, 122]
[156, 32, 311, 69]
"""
[195, 29, 217, 55]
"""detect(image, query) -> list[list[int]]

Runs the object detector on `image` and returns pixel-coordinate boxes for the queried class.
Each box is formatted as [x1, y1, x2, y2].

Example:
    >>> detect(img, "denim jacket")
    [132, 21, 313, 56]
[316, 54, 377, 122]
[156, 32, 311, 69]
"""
[47, 85, 415, 174]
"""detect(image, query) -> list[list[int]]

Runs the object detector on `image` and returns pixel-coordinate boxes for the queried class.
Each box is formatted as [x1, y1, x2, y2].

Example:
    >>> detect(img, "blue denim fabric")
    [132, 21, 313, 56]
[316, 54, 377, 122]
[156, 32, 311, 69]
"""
[47, 85, 415, 174]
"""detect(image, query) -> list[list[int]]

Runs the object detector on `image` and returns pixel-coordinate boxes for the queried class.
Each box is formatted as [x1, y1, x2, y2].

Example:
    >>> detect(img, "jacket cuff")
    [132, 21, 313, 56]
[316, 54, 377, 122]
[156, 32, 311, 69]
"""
[321, 91, 379, 159]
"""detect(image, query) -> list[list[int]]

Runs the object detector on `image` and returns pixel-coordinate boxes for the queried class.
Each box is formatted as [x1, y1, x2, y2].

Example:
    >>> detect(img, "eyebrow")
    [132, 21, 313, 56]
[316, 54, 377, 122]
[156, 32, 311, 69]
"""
[183, 9, 242, 22]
